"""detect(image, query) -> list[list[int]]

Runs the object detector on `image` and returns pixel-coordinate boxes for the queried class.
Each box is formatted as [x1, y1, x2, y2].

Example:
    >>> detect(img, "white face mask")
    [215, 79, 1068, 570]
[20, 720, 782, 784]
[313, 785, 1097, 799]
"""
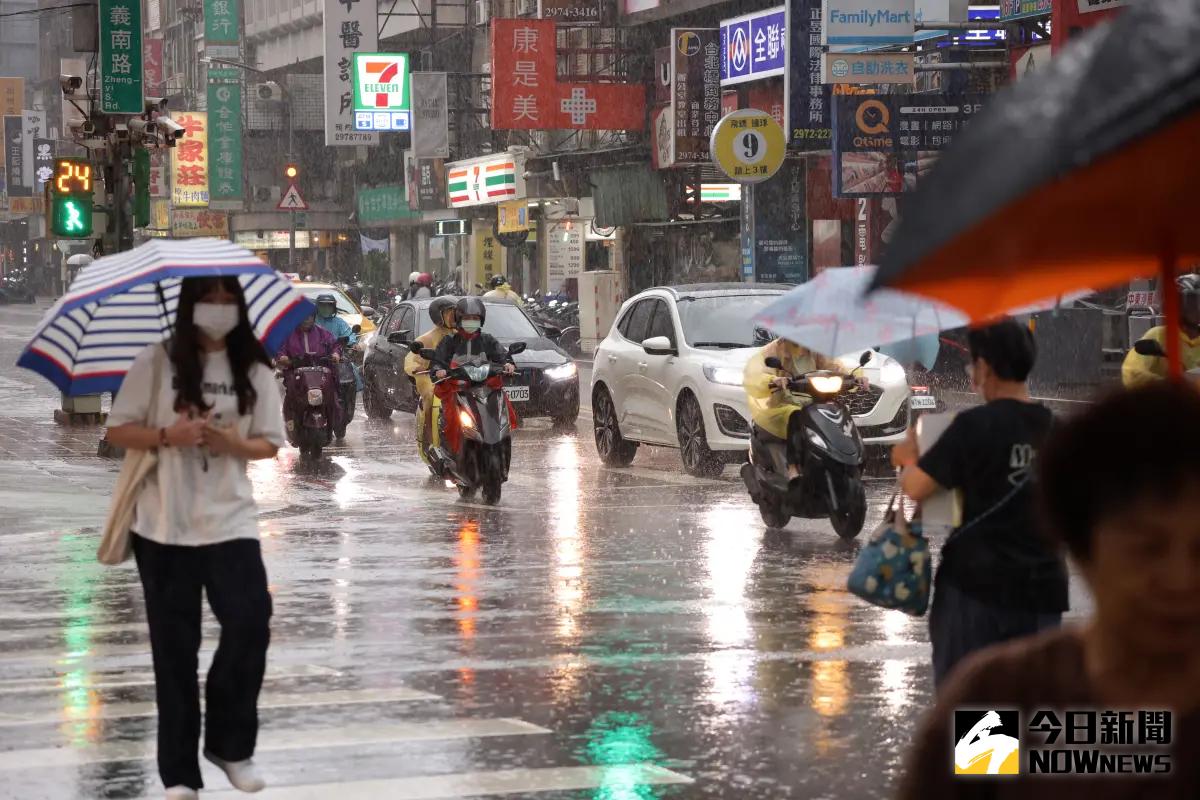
[193, 302, 240, 340]
[461, 319, 482, 334]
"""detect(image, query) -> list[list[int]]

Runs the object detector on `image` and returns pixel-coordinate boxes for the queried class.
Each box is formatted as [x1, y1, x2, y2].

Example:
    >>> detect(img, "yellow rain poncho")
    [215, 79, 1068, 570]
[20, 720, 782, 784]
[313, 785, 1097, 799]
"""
[1121, 325, 1200, 387]
[743, 339, 840, 440]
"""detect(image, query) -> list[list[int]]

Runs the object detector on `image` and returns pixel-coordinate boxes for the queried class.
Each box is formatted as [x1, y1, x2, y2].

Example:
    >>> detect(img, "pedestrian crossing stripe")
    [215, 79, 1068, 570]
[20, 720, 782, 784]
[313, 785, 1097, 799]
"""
[0, 663, 340, 695]
[195, 764, 694, 800]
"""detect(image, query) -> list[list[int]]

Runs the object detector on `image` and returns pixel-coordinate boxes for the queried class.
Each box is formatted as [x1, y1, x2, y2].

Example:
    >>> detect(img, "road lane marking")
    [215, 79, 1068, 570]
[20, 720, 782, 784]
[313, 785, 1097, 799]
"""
[0, 718, 550, 770]
[194, 764, 693, 799]
[0, 664, 341, 695]
[0, 686, 439, 727]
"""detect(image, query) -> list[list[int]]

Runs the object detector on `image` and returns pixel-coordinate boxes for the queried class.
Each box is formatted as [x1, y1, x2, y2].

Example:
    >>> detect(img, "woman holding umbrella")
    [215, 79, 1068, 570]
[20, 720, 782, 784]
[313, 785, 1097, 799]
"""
[105, 275, 285, 799]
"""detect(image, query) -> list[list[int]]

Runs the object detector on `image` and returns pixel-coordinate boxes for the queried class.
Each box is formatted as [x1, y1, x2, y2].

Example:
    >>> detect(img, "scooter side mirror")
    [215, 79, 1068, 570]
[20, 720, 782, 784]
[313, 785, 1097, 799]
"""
[859, 350, 873, 367]
[1134, 338, 1167, 358]
[764, 356, 783, 370]
[405, 339, 424, 354]
[352, 324, 362, 334]
[507, 342, 527, 355]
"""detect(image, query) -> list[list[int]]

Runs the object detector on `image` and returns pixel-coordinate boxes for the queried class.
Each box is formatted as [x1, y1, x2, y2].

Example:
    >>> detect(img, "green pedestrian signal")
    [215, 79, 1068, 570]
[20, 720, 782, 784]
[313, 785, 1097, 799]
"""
[49, 158, 96, 239]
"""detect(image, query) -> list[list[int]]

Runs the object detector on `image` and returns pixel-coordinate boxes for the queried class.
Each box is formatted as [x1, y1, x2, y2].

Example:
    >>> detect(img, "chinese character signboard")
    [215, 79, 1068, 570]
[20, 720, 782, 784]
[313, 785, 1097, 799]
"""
[832, 93, 986, 196]
[357, 184, 417, 225]
[323, 0, 379, 146]
[352, 53, 411, 132]
[207, 70, 243, 208]
[720, 7, 786, 86]
[491, 19, 645, 131]
[33, 138, 54, 192]
[668, 28, 720, 166]
[824, 52, 915, 84]
[411, 72, 450, 158]
[538, 0, 602, 24]
[171, 112, 209, 207]
[470, 229, 505, 288]
[204, 0, 240, 49]
[497, 200, 530, 233]
[784, 0, 830, 149]
[149, 150, 168, 197]
[0, 78, 22, 116]
[172, 209, 229, 237]
[747, 158, 807, 283]
[447, 154, 527, 208]
[1001, 0, 1052, 20]
[20, 110, 44, 190]
[405, 150, 449, 211]
[824, 0, 915, 45]
[544, 220, 583, 293]
[99, 0, 143, 114]
[3, 117, 28, 198]
[144, 39, 164, 95]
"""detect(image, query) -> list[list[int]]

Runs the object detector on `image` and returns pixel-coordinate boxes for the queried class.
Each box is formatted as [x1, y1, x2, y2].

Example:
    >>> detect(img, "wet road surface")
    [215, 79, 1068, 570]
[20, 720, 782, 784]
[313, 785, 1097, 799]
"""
[0, 303, 1091, 799]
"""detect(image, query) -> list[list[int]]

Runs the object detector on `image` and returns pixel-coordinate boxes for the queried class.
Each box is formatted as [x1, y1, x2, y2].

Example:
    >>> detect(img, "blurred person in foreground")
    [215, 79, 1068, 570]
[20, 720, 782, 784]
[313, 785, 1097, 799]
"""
[892, 319, 1068, 688]
[1122, 273, 1200, 387]
[898, 382, 1200, 799]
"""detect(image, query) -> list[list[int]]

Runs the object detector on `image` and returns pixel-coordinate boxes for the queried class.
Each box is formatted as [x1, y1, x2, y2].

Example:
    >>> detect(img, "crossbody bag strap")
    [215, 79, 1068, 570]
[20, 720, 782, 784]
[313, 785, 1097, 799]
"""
[148, 342, 166, 429]
[945, 476, 1031, 546]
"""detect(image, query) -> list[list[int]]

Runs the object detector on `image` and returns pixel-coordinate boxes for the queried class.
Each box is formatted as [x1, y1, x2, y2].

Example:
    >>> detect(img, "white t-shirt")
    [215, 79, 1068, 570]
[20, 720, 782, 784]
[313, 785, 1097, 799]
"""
[108, 343, 286, 547]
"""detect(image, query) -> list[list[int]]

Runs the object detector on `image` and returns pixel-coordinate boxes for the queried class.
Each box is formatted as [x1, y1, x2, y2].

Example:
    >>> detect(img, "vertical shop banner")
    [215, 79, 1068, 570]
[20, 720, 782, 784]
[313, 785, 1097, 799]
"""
[491, 19, 645, 131]
[404, 151, 448, 210]
[33, 138, 54, 192]
[832, 93, 986, 196]
[207, 69, 243, 208]
[0, 79, 23, 116]
[740, 183, 756, 280]
[21, 110, 45, 189]
[171, 112, 209, 207]
[149, 151, 169, 197]
[323, 0, 379, 146]
[99, 0, 143, 114]
[411, 72, 450, 158]
[3, 117, 29, 197]
[750, 158, 807, 283]
[785, 0, 831, 150]
[471, 229, 505, 288]
[144, 39, 164, 95]
[204, 0, 240, 50]
[719, 7, 787, 85]
[544, 220, 584, 293]
[668, 29, 720, 166]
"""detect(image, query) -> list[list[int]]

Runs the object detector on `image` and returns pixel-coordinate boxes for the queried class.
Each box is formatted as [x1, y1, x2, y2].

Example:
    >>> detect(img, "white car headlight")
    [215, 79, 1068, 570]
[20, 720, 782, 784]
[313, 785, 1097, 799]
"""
[545, 362, 578, 381]
[703, 364, 743, 386]
[879, 361, 907, 386]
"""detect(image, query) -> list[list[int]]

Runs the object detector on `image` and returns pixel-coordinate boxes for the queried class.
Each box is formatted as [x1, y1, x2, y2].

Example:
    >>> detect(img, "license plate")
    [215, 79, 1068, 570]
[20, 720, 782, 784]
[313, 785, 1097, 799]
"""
[910, 394, 937, 410]
[505, 385, 530, 402]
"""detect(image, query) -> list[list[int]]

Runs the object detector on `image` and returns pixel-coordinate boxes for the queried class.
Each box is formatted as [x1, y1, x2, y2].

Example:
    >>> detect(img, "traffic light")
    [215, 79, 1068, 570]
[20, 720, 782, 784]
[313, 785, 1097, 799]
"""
[49, 158, 94, 238]
[285, 163, 299, 181]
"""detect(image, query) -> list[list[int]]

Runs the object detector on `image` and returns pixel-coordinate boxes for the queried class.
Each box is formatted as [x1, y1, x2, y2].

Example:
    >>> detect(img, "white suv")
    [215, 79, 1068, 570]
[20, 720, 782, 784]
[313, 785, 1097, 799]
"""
[590, 284, 913, 477]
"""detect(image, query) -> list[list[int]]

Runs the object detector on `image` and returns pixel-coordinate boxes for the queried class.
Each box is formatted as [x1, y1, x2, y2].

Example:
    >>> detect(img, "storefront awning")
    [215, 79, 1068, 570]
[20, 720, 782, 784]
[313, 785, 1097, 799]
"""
[591, 165, 669, 228]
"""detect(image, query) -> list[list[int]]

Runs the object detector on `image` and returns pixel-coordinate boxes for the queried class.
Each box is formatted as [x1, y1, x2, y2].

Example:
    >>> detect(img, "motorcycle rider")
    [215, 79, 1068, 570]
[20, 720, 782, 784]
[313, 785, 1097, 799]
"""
[276, 313, 343, 433]
[431, 297, 517, 461]
[743, 333, 858, 486]
[408, 272, 434, 300]
[404, 297, 458, 457]
[482, 275, 524, 306]
[1122, 273, 1200, 387]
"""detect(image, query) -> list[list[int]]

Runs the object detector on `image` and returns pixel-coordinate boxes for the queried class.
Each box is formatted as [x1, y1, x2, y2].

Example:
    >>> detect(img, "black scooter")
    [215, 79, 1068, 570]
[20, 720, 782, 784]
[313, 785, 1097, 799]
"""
[740, 353, 870, 539]
[408, 340, 526, 505]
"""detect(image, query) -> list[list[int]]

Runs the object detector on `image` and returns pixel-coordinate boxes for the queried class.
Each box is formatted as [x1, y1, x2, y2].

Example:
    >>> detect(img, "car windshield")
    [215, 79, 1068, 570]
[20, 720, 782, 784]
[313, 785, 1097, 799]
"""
[299, 286, 357, 315]
[676, 293, 783, 348]
[417, 302, 539, 339]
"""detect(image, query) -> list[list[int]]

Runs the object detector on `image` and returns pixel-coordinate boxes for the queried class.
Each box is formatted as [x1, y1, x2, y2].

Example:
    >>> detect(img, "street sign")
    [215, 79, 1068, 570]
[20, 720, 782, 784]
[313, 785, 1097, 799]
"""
[709, 109, 786, 183]
[98, 0, 144, 114]
[278, 183, 308, 211]
[352, 53, 412, 132]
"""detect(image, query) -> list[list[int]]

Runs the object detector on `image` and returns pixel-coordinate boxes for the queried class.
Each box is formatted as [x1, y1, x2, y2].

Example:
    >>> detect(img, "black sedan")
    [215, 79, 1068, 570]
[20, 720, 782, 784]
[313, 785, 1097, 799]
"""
[362, 298, 581, 425]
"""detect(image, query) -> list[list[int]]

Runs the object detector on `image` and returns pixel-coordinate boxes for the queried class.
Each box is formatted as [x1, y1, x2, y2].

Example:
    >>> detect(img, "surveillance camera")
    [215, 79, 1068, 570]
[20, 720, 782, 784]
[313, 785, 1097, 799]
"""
[157, 116, 186, 139]
[60, 74, 83, 94]
[127, 118, 148, 135]
[144, 96, 167, 113]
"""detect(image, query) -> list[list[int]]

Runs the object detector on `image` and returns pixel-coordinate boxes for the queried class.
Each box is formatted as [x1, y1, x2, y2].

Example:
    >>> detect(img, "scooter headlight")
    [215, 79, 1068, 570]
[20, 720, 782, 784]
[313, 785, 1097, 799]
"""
[808, 375, 844, 395]
[307, 388, 324, 406]
[458, 408, 476, 429]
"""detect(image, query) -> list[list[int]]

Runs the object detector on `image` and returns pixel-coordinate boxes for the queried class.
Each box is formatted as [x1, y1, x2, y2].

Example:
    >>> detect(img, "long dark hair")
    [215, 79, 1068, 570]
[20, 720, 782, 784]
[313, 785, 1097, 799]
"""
[170, 276, 271, 416]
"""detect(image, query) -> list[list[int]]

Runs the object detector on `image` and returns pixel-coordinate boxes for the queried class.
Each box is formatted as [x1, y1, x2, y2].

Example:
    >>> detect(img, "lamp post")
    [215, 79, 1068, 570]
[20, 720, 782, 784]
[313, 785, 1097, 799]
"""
[199, 56, 295, 269]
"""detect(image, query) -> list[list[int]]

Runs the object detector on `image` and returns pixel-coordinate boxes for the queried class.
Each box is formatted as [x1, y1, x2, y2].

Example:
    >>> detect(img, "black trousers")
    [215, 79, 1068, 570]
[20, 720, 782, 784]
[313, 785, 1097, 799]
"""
[133, 534, 273, 790]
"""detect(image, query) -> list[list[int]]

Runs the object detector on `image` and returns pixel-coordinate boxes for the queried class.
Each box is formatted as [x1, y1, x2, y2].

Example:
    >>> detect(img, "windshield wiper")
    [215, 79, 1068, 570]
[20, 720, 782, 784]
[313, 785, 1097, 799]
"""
[691, 341, 752, 349]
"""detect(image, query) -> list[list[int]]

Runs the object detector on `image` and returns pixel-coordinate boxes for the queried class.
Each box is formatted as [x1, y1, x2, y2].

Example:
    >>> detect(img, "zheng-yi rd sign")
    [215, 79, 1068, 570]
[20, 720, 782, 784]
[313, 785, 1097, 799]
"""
[352, 53, 412, 132]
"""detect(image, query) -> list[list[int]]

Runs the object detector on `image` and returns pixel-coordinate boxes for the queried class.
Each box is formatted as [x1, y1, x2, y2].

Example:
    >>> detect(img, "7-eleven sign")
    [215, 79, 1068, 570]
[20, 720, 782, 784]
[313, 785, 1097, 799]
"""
[352, 52, 411, 132]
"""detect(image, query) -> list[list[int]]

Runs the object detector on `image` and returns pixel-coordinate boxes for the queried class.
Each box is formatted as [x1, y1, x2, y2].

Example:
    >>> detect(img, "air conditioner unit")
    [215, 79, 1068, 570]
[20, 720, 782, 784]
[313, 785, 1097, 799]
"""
[255, 82, 285, 103]
[253, 185, 282, 203]
[474, 0, 490, 25]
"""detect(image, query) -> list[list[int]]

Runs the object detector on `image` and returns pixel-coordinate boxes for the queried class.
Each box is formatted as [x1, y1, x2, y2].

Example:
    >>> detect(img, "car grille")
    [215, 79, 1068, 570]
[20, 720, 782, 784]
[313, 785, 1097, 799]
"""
[846, 384, 884, 416]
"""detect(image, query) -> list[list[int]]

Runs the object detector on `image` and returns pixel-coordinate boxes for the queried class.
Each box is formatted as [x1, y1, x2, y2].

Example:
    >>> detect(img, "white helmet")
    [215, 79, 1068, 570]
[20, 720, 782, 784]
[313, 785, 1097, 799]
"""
[408, 271, 421, 284]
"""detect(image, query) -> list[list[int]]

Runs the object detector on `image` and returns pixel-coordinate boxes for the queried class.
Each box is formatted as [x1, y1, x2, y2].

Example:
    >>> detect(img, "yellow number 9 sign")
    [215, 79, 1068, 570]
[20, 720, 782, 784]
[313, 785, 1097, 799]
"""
[53, 159, 92, 195]
[709, 109, 786, 184]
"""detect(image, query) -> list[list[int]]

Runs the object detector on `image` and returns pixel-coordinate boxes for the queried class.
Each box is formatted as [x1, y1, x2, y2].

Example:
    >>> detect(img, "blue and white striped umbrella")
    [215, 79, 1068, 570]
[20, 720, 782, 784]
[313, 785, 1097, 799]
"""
[17, 238, 314, 395]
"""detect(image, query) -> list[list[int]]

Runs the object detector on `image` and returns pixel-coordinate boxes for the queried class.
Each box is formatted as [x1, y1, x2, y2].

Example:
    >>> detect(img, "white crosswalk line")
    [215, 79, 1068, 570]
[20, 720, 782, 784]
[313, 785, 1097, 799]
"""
[0, 718, 550, 770]
[0, 686, 439, 727]
[0, 664, 341, 695]
[192, 764, 693, 800]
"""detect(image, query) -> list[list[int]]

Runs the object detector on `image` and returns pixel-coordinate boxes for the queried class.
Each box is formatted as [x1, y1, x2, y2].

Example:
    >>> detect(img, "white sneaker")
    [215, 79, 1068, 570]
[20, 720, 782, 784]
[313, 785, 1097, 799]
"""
[203, 750, 266, 793]
[165, 787, 199, 800]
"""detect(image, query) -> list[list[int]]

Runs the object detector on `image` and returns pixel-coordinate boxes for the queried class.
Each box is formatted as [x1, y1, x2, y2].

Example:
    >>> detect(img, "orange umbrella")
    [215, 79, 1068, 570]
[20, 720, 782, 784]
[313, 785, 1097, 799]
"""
[871, 0, 1200, 377]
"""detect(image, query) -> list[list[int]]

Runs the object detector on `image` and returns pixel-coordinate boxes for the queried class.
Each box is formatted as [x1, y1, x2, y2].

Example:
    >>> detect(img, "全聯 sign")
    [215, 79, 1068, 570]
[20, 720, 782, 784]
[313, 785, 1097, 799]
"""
[352, 53, 412, 132]
[719, 7, 786, 86]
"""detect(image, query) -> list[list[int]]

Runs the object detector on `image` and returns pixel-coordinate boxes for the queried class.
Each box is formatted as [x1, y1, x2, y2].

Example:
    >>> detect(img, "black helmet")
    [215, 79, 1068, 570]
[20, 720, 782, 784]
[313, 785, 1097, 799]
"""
[428, 296, 456, 327]
[454, 296, 487, 327]
[316, 292, 337, 307]
[489, 275, 508, 288]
